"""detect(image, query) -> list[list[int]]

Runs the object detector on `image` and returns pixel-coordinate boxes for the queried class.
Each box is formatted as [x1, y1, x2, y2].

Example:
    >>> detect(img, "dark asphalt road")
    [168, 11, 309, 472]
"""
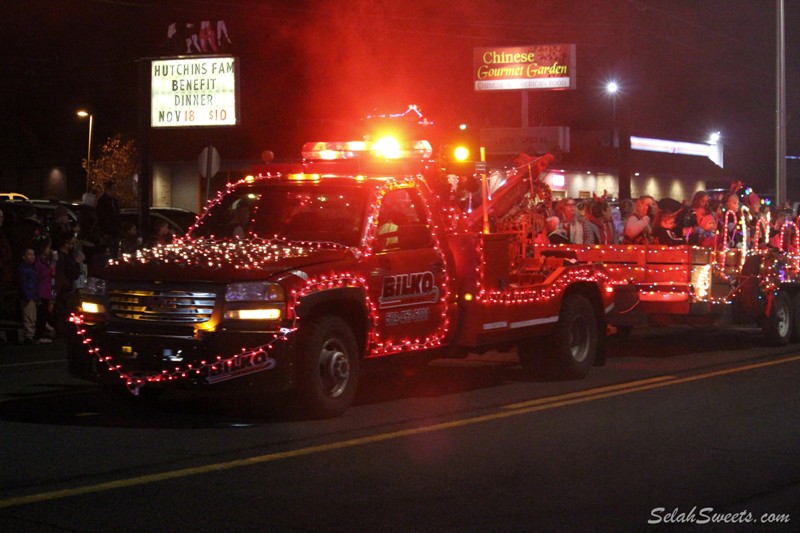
[0, 328, 798, 532]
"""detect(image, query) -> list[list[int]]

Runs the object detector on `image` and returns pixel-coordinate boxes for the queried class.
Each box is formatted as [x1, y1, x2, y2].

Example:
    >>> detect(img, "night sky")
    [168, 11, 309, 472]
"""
[1, 0, 798, 200]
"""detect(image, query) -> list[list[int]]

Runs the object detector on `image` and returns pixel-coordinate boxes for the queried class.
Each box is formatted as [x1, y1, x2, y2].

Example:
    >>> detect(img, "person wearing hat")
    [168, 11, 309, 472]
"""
[48, 206, 73, 242]
[10, 205, 44, 260]
[690, 214, 718, 248]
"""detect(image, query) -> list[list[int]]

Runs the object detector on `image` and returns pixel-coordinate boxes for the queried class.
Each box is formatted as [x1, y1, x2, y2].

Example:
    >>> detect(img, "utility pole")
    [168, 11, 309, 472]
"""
[137, 58, 152, 234]
[617, 0, 632, 200]
[776, 0, 787, 205]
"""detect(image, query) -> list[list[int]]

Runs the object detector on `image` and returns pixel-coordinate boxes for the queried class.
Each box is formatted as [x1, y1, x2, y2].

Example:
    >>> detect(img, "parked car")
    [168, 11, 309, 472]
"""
[149, 207, 198, 235]
[0, 192, 29, 201]
[119, 207, 197, 239]
[0, 199, 77, 230]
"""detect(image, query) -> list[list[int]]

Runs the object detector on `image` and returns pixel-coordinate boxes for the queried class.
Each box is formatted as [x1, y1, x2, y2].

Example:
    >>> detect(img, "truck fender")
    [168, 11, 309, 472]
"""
[294, 286, 368, 319]
[293, 287, 370, 355]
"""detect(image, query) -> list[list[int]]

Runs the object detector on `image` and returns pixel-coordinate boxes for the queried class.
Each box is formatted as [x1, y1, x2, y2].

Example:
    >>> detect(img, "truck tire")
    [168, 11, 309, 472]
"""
[763, 292, 792, 346]
[295, 316, 360, 418]
[520, 294, 597, 380]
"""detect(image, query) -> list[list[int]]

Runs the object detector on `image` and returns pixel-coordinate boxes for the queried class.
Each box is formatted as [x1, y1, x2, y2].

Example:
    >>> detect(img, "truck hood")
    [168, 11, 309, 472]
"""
[100, 238, 356, 282]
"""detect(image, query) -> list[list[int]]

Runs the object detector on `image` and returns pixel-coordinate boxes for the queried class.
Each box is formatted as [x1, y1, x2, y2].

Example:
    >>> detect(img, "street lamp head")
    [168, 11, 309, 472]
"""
[709, 131, 721, 145]
[77, 110, 90, 118]
[606, 81, 619, 95]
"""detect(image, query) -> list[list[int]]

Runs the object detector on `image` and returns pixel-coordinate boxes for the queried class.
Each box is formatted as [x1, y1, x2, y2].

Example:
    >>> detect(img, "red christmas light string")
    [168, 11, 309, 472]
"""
[69, 313, 296, 395]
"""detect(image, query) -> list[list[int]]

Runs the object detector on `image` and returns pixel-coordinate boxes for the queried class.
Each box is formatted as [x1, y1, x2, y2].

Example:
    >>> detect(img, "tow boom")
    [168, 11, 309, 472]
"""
[466, 152, 554, 230]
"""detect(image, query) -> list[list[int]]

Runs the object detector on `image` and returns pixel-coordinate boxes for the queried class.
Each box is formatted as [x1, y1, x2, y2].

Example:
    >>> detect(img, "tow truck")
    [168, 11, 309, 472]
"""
[68, 135, 614, 417]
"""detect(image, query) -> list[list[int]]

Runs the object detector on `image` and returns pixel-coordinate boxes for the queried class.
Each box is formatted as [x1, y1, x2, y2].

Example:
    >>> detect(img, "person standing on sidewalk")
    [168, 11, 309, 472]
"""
[96, 180, 121, 254]
[16, 247, 39, 344]
[34, 237, 55, 342]
[53, 232, 83, 336]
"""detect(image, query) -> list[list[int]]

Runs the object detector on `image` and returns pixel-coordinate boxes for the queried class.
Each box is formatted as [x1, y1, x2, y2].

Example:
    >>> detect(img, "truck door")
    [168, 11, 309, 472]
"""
[366, 187, 448, 354]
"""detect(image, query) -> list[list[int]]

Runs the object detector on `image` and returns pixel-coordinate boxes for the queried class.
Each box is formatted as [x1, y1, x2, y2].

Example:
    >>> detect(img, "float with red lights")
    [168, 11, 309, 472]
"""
[530, 196, 800, 345]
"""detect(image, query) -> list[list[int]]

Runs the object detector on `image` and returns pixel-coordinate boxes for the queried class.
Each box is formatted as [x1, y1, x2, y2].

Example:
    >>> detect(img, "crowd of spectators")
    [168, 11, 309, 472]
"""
[531, 189, 794, 253]
[0, 181, 173, 344]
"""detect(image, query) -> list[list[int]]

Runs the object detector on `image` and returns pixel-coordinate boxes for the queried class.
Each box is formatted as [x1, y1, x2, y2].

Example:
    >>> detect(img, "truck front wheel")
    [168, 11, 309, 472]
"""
[295, 316, 360, 418]
[520, 294, 597, 380]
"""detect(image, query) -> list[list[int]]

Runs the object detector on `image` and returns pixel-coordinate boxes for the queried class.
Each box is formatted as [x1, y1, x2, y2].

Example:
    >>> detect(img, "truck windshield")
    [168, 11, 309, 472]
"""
[189, 184, 369, 246]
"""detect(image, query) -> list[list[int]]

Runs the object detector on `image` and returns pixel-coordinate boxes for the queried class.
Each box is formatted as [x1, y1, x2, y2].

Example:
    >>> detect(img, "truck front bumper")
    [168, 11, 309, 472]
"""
[68, 321, 297, 394]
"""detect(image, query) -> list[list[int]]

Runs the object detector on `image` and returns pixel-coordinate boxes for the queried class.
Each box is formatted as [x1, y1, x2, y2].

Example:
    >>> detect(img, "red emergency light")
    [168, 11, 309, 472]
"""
[301, 138, 433, 161]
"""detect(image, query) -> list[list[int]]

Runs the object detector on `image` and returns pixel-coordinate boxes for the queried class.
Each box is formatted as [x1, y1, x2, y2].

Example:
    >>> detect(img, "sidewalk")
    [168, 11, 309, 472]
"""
[0, 336, 68, 360]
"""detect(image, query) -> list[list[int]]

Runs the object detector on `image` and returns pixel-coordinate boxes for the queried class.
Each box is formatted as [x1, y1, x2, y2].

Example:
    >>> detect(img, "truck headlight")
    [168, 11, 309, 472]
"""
[80, 301, 105, 314]
[84, 277, 107, 296]
[225, 282, 284, 302]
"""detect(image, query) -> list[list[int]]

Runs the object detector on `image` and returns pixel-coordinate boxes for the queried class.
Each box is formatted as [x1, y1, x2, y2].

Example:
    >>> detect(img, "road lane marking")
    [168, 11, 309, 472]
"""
[2, 354, 800, 509]
[503, 375, 676, 409]
[505, 355, 800, 411]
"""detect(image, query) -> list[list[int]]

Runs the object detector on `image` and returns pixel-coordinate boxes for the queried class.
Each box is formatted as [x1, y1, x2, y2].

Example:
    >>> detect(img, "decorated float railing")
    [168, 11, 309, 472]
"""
[528, 244, 734, 309]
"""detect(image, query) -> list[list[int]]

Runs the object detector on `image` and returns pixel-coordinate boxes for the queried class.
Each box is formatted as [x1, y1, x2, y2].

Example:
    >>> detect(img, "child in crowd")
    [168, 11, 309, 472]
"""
[16, 247, 38, 344]
[695, 215, 718, 248]
[34, 237, 55, 342]
[653, 211, 685, 246]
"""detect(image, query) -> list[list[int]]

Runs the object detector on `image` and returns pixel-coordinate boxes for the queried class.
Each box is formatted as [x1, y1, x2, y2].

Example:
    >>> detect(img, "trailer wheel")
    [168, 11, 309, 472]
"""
[295, 316, 360, 418]
[763, 292, 792, 346]
[520, 294, 597, 380]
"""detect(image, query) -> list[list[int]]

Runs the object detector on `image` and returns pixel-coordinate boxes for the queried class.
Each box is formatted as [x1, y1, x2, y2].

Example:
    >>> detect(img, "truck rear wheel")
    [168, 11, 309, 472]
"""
[520, 294, 597, 380]
[763, 291, 792, 346]
[295, 316, 360, 418]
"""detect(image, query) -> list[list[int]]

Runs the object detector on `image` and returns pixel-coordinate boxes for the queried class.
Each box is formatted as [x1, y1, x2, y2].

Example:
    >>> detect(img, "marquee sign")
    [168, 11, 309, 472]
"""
[481, 127, 570, 155]
[151, 56, 239, 128]
[473, 44, 576, 91]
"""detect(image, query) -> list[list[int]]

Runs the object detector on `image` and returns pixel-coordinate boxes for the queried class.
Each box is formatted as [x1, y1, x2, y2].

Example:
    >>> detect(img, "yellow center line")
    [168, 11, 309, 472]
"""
[503, 375, 676, 410]
[2, 354, 799, 509]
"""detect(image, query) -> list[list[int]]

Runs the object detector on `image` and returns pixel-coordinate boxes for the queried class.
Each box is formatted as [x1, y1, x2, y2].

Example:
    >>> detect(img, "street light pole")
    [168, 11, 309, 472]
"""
[77, 110, 93, 193]
[606, 80, 630, 198]
[607, 81, 619, 148]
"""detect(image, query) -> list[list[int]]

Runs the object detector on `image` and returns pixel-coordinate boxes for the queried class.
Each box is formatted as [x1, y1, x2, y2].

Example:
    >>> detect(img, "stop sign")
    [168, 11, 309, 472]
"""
[198, 145, 221, 178]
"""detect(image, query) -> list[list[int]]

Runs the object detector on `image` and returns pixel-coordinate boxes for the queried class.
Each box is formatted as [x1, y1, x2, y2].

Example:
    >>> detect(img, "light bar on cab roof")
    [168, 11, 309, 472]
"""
[302, 141, 367, 160]
[302, 139, 433, 161]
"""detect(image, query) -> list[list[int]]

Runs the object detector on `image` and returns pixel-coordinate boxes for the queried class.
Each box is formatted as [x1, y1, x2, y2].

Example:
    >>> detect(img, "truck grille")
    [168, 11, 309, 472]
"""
[109, 289, 217, 324]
